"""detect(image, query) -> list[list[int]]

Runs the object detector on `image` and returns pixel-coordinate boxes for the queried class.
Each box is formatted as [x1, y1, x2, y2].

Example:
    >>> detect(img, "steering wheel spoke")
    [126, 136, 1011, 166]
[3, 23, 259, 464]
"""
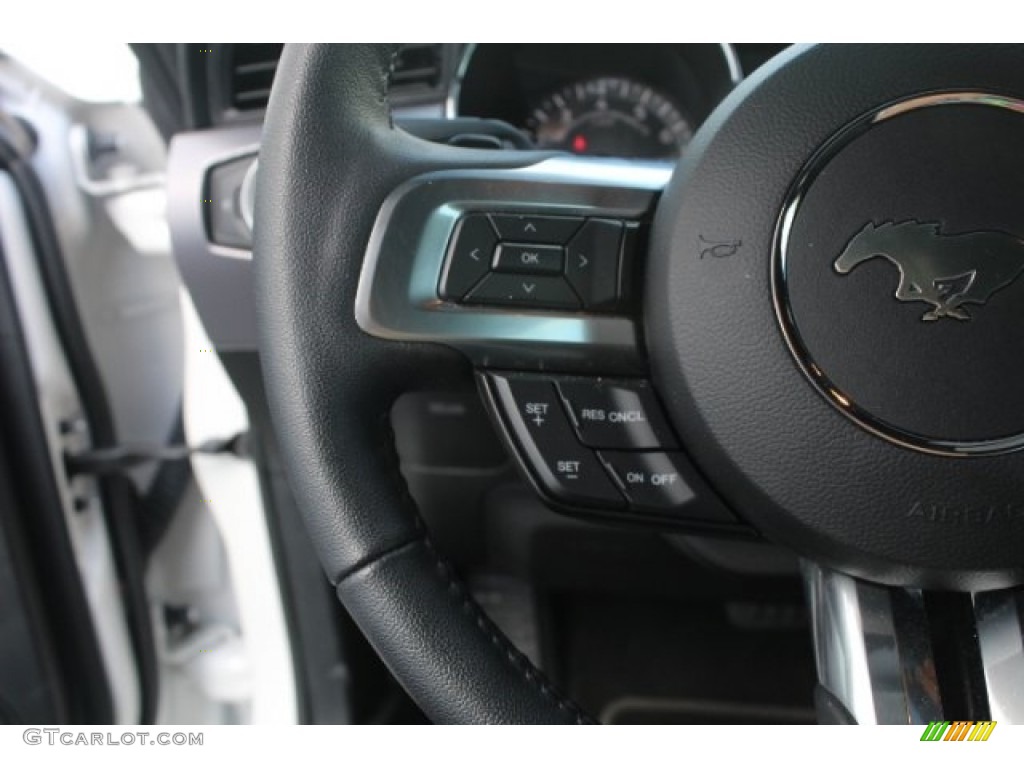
[356, 156, 668, 372]
[806, 562, 1024, 724]
[353, 153, 742, 533]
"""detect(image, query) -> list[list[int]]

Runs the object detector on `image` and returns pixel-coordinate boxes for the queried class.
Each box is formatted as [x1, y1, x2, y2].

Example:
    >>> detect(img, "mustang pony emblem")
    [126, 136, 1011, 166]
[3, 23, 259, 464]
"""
[833, 221, 1024, 321]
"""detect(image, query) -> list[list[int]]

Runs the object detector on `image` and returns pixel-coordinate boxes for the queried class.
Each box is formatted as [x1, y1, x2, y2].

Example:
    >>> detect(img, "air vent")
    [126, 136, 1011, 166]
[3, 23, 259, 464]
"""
[224, 44, 442, 115]
[229, 44, 284, 112]
[391, 44, 443, 91]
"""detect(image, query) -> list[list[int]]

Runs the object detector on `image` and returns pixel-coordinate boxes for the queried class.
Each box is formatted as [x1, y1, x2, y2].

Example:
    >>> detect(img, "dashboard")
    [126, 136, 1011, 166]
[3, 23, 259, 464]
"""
[450, 44, 775, 160]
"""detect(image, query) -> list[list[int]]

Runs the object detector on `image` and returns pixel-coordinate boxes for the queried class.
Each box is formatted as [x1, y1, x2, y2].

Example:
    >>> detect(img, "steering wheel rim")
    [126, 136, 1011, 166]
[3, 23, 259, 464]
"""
[255, 43, 1024, 725]
[254, 44, 590, 724]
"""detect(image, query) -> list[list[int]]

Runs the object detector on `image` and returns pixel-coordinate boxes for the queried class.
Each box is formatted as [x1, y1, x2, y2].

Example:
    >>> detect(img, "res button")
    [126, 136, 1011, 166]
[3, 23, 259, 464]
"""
[557, 379, 678, 450]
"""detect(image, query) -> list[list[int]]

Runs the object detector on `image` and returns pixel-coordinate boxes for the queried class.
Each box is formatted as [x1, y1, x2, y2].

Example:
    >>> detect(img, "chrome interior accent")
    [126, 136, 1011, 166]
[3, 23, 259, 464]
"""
[803, 563, 943, 724]
[719, 43, 744, 85]
[444, 43, 477, 119]
[355, 157, 670, 370]
[238, 159, 257, 234]
[974, 590, 1024, 723]
[874, 91, 1024, 123]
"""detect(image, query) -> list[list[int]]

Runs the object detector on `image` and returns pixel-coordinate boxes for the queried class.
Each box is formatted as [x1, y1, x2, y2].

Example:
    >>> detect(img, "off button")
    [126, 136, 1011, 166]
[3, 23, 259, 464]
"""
[599, 452, 691, 511]
[600, 451, 735, 523]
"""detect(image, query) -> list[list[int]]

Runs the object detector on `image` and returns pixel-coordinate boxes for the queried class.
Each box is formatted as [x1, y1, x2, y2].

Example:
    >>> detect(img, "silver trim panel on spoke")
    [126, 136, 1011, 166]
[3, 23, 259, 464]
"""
[806, 562, 1024, 725]
[803, 563, 943, 724]
[974, 590, 1024, 723]
[355, 157, 670, 370]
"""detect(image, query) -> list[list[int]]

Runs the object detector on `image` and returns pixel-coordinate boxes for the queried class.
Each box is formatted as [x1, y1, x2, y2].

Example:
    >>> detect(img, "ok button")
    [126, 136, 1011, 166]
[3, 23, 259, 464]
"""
[493, 243, 564, 275]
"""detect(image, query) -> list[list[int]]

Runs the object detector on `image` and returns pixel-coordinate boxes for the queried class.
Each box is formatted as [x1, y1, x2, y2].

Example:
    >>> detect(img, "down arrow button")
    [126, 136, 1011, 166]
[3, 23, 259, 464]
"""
[565, 219, 623, 310]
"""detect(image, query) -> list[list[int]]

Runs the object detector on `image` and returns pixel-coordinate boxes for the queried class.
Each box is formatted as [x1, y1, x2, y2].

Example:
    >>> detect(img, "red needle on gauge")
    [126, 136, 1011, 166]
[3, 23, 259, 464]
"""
[572, 135, 588, 153]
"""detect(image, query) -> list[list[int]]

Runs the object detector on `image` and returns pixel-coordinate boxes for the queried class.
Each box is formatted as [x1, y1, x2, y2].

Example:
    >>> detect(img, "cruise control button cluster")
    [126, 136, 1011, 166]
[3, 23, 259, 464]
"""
[439, 212, 634, 311]
[486, 372, 736, 526]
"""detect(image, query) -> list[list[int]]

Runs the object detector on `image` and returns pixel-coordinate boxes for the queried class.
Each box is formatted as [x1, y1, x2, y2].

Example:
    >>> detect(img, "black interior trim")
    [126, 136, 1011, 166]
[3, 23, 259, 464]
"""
[924, 592, 991, 720]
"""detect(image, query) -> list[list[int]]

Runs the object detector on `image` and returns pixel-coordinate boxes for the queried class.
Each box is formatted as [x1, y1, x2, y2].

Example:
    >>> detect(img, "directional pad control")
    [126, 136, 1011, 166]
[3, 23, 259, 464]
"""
[439, 211, 637, 311]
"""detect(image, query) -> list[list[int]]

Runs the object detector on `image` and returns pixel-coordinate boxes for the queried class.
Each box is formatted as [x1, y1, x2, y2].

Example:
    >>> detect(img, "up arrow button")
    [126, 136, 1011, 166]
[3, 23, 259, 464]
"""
[489, 214, 583, 244]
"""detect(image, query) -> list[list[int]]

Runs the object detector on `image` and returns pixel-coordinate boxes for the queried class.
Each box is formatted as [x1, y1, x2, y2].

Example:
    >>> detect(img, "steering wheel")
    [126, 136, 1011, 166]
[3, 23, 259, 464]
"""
[254, 44, 1024, 724]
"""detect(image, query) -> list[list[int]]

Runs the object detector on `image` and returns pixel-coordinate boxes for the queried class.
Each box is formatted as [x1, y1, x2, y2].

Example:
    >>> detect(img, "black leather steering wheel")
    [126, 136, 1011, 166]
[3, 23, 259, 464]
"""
[255, 44, 1024, 724]
[254, 44, 588, 723]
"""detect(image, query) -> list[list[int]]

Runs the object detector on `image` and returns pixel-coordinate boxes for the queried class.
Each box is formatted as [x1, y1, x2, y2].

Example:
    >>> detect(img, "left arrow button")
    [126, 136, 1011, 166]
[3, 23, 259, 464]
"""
[439, 214, 497, 300]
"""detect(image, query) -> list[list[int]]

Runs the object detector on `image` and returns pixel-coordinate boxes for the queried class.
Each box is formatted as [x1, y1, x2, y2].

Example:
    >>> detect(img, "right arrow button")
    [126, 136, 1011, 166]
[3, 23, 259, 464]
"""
[565, 219, 623, 310]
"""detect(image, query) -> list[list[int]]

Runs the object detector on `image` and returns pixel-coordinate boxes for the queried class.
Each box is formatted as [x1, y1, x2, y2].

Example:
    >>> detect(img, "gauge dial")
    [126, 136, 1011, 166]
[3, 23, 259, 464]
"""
[526, 77, 693, 159]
